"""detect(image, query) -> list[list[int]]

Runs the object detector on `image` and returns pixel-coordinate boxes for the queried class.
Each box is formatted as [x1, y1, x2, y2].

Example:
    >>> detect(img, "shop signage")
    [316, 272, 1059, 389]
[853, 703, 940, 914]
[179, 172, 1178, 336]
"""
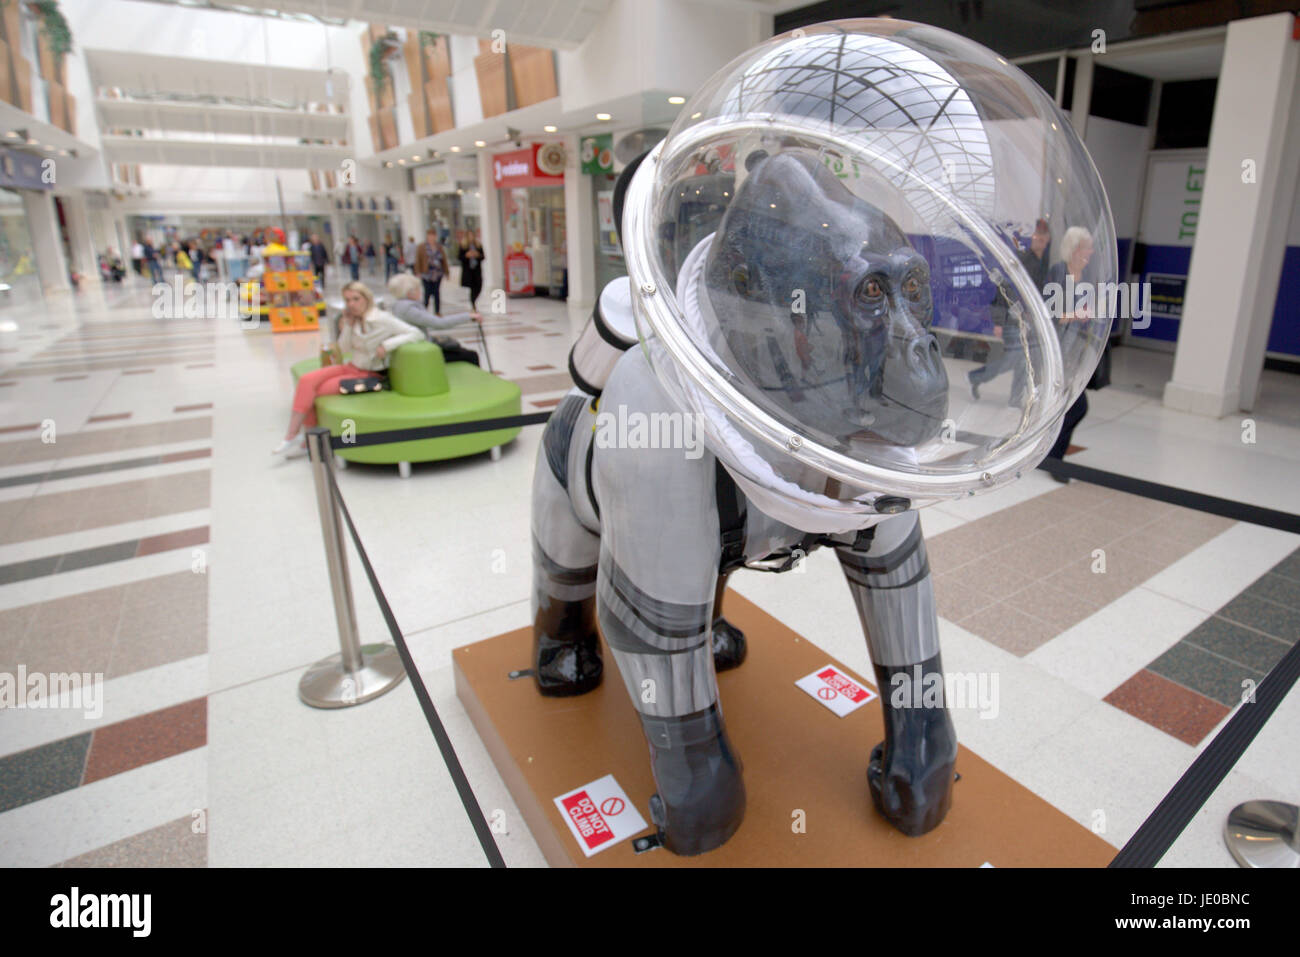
[581, 133, 613, 175]
[414, 162, 454, 195]
[0, 147, 52, 191]
[492, 144, 564, 189]
[1146, 273, 1186, 319]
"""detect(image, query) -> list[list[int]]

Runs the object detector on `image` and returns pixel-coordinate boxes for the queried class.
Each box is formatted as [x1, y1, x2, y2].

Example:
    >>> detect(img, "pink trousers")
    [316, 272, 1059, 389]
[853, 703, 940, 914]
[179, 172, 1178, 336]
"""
[292, 363, 381, 427]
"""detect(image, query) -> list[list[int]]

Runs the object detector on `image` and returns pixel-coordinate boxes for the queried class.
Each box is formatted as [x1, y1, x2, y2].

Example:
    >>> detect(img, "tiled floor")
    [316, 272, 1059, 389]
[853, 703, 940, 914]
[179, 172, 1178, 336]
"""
[0, 270, 1297, 868]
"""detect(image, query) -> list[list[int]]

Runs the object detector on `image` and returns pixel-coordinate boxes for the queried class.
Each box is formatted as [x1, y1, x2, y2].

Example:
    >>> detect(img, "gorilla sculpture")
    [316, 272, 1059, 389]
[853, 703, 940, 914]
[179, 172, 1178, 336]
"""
[531, 151, 956, 855]
[527, 19, 1114, 857]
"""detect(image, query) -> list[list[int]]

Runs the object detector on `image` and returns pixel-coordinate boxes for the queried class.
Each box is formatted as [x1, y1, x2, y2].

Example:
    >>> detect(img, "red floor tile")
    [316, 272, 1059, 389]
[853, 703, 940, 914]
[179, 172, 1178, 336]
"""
[136, 526, 210, 557]
[159, 448, 212, 464]
[1104, 669, 1229, 745]
[81, 698, 207, 785]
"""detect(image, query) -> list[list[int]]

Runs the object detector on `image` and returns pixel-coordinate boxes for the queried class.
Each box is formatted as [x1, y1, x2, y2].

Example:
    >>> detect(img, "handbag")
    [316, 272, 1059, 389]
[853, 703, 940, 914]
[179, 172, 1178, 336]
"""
[338, 374, 387, 394]
[1087, 340, 1112, 391]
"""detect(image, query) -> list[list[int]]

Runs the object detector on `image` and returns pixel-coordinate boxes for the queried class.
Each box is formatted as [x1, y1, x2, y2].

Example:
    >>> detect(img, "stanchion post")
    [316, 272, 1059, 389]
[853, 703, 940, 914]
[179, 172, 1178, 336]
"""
[299, 427, 406, 708]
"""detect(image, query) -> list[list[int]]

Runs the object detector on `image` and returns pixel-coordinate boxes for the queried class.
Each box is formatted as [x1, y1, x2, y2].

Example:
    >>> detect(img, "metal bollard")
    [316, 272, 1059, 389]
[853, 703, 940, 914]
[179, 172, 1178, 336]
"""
[1224, 800, 1299, 868]
[299, 427, 406, 708]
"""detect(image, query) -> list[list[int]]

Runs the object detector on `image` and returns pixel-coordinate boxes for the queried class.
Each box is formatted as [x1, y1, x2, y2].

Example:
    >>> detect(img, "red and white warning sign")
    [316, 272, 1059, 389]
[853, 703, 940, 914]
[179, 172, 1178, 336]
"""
[553, 773, 648, 857]
[796, 665, 877, 717]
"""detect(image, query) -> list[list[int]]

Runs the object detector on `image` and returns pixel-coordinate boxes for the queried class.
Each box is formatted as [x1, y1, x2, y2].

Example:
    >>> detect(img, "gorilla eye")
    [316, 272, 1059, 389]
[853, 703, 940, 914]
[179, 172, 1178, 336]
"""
[856, 277, 885, 302]
[902, 275, 920, 300]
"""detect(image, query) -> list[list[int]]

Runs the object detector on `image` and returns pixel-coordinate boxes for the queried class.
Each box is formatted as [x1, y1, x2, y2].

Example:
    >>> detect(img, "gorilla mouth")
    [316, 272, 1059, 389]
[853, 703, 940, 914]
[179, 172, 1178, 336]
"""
[844, 391, 946, 446]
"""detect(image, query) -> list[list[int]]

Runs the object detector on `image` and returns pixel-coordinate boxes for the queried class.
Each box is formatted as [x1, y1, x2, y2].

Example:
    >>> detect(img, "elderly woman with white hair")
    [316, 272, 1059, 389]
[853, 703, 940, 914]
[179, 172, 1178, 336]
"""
[1043, 225, 1104, 477]
[386, 272, 483, 366]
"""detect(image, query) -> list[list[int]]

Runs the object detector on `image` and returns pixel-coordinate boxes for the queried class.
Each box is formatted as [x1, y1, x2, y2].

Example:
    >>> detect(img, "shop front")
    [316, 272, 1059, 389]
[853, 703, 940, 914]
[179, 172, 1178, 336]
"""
[415, 157, 481, 258]
[580, 133, 626, 292]
[491, 144, 566, 298]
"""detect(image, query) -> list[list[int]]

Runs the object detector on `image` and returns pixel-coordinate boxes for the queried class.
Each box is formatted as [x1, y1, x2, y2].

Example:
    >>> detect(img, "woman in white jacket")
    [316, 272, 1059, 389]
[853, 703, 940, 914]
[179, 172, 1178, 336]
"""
[273, 280, 422, 459]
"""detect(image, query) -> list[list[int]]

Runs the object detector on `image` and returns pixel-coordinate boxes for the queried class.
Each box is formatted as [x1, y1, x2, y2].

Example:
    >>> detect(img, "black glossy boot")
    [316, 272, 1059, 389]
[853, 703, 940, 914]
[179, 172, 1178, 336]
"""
[868, 652, 958, 836]
[532, 596, 602, 697]
[643, 705, 746, 856]
[710, 575, 748, 672]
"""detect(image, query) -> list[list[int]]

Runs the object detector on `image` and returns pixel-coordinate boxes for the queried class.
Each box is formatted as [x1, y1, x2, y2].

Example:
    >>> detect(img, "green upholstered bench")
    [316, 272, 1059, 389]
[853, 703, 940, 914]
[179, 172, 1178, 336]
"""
[290, 341, 522, 476]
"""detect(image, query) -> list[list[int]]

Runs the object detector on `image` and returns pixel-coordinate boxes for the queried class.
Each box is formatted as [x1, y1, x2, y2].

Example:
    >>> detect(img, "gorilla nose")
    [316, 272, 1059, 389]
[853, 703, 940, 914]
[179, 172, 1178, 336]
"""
[905, 335, 947, 399]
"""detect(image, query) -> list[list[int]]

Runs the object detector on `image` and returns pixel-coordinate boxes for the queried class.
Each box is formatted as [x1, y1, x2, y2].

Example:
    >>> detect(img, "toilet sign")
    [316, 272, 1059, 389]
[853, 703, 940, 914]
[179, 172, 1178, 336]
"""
[553, 774, 648, 857]
[796, 665, 877, 717]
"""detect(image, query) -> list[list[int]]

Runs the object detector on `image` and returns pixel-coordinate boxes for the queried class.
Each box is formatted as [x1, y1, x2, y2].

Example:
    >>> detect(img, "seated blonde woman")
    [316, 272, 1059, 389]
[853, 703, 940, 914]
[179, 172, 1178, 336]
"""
[386, 272, 483, 367]
[273, 280, 422, 460]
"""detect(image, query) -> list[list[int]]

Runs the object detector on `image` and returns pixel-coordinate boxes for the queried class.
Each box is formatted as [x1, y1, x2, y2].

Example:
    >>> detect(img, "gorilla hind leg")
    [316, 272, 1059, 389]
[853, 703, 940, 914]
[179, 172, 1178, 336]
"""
[530, 430, 602, 697]
[710, 569, 747, 672]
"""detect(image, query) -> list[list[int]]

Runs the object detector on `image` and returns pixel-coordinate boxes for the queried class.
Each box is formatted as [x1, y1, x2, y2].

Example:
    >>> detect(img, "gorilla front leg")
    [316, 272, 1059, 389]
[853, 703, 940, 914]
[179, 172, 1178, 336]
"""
[836, 512, 957, 836]
[596, 554, 745, 855]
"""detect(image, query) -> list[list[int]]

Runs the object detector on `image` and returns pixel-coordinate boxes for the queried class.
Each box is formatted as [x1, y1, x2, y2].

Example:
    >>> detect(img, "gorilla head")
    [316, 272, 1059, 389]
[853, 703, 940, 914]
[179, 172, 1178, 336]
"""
[704, 149, 948, 449]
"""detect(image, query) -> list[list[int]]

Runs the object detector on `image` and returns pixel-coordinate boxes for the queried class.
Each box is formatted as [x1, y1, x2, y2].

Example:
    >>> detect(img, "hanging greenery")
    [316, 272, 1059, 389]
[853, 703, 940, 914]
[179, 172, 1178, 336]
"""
[419, 31, 440, 48]
[369, 38, 390, 96]
[30, 1, 74, 64]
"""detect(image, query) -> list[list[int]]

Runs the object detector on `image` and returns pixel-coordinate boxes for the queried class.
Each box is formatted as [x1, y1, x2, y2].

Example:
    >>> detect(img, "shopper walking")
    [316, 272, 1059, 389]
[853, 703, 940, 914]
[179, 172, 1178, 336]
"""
[414, 228, 448, 314]
[384, 235, 400, 280]
[341, 235, 363, 281]
[309, 233, 330, 285]
[403, 235, 416, 273]
[968, 218, 1051, 404]
[131, 239, 144, 277]
[142, 238, 162, 284]
[458, 231, 485, 311]
[273, 281, 422, 460]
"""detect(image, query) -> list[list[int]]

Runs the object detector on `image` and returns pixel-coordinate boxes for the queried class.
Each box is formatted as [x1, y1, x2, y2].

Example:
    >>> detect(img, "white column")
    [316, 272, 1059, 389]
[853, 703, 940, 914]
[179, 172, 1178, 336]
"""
[399, 189, 425, 246]
[21, 190, 72, 296]
[59, 193, 102, 287]
[476, 149, 503, 294]
[1163, 13, 1300, 417]
[1068, 54, 1093, 140]
[563, 133, 597, 311]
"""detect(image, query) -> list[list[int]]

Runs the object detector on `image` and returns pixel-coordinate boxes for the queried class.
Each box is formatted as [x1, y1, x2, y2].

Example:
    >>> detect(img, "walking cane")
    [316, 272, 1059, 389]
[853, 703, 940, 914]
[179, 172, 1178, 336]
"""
[475, 316, 494, 374]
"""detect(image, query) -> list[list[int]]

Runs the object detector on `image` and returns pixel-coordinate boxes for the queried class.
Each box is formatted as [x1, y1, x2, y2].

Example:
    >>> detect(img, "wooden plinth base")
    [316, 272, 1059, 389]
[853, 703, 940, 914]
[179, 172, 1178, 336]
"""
[453, 593, 1115, 867]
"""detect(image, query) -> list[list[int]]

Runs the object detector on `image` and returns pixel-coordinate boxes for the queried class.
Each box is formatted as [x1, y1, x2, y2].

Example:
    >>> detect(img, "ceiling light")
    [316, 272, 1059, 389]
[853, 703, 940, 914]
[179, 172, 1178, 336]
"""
[690, 112, 701, 120]
[4, 131, 18, 138]
[398, 159, 406, 165]
[410, 155, 419, 161]
[596, 113, 611, 121]
[474, 139, 486, 147]
[384, 161, 393, 167]
[543, 125, 557, 133]
[450, 145, 461, 152]
[668, 96, 685, 105]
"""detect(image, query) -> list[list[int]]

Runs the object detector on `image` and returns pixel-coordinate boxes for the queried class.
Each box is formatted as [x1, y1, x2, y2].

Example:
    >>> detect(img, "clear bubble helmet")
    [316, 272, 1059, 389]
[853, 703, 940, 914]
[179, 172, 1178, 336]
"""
[622, 18, 1116, 520]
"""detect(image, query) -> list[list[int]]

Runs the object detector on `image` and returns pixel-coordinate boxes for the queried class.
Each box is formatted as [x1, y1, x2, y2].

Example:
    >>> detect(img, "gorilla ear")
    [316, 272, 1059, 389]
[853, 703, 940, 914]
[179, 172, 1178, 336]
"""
[612, 151, 650, 246]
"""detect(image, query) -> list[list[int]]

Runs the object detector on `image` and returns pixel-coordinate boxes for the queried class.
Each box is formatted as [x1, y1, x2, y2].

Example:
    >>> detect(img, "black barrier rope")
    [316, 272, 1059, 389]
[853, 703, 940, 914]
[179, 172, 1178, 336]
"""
[1110, 638, 1300, 867]
[324, 465, 507, 868]
[328, 412, 554, 451]
[1037, 457, 1300, 535]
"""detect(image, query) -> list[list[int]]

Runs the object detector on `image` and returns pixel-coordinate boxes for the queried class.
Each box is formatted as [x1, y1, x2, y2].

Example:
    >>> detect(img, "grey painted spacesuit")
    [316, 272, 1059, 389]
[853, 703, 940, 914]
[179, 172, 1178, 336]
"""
[530, 18, 1116, 856]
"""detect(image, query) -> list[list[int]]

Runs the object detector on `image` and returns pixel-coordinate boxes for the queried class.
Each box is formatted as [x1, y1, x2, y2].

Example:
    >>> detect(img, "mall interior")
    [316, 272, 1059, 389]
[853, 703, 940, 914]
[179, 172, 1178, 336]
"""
[0, 0, 1297, 870]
